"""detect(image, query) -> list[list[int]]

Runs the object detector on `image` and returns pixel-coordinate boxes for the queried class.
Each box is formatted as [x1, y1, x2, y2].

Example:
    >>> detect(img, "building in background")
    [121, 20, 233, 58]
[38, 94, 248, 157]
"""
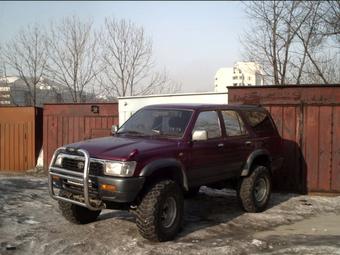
[0, 76, 101, 106]
[214, 61, 264, 92]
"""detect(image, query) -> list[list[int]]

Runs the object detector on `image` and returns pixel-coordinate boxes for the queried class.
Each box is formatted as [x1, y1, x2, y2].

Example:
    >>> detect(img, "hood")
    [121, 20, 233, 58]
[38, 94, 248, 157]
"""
[66, 136, 178, 160]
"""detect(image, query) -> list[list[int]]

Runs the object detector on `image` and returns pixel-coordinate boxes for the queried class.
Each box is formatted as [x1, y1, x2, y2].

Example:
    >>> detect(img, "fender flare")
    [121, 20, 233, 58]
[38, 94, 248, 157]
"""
[241, 149, 272, 176]
[139, 158, 189, 191]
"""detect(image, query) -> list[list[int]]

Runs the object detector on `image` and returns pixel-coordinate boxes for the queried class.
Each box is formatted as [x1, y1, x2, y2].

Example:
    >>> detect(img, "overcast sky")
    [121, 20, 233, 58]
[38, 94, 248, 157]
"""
[0, 1, 248, 92]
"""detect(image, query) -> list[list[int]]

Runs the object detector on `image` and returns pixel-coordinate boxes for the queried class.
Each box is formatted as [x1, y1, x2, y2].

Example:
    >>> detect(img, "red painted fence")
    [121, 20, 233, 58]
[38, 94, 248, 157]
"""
[228, 85, 340, 193]
[0, 107, 42, 171]
[43, 103, 118, 170]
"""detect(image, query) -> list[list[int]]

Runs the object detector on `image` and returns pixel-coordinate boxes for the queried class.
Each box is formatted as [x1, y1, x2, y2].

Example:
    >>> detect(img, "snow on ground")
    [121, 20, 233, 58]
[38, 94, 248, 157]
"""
[0, 174, 340, 255]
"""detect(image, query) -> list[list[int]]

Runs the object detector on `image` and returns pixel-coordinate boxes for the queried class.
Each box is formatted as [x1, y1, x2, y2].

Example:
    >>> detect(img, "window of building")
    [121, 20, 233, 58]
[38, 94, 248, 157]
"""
[193, 111, 221, 139]
[221, 110, 247, 136]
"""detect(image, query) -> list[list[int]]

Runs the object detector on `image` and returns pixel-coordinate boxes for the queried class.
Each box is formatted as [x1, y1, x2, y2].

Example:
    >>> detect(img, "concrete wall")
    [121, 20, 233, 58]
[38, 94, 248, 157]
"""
[118, 92, 228, 125]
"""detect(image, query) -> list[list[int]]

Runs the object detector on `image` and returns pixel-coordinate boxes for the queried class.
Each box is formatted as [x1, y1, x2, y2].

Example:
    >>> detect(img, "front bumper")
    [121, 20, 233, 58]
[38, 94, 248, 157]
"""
[48, 147, 144, 210]
[96, 175, 144, 202]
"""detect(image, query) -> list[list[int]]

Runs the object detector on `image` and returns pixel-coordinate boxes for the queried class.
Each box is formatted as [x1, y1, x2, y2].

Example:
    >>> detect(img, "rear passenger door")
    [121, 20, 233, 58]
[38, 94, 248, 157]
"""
[219, 110, 254, 177]
[242, 110, 282, 161]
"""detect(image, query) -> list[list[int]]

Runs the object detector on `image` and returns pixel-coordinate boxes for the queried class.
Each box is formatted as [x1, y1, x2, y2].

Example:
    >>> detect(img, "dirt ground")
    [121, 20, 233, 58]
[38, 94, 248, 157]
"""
[1, 174, 340, 255]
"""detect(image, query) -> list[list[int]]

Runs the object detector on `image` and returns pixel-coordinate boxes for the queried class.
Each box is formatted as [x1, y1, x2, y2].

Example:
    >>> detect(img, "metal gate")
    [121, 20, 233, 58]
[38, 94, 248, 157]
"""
[43, 103, 119, 170]
[0, 107, 42, 171]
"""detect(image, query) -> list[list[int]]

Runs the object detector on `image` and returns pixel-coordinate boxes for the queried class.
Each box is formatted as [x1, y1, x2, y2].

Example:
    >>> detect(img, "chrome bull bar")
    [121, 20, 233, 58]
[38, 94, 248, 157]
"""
[48, 147, 104, 211]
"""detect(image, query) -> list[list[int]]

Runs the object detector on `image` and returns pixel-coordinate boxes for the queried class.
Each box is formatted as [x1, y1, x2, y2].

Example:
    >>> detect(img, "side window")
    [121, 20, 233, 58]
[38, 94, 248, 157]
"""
[221, 110, 247, 136]
[243, 110, 275, 135]
[193, 111, 221, 139]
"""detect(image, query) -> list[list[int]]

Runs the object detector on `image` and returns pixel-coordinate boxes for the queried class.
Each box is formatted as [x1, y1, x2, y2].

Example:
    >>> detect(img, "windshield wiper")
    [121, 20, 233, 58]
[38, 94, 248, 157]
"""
[151, 129, 161, 135]
[116, 130, 145, 136]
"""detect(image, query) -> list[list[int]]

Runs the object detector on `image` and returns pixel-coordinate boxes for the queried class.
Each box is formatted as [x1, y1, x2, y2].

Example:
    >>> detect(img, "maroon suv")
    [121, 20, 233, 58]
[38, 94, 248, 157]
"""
[48, 104, 283, 241]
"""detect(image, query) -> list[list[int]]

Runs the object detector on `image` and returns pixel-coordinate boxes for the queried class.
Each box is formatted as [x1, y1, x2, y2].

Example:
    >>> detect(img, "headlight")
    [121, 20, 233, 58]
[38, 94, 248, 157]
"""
[54, 155, 63, 166]
[104, 161, 137, 177]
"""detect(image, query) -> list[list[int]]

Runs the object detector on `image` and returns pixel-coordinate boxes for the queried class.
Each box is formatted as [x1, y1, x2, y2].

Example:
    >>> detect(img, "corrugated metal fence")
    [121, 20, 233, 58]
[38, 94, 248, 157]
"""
[228, 85, 340, 193]
[0, 107, 42, 171]
[43, 103, 119, 170]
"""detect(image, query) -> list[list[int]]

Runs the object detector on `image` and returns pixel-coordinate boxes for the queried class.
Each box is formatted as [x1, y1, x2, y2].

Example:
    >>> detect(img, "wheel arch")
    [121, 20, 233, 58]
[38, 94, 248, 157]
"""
[139, 158, 189, 191]
[241, 149, 272, 177]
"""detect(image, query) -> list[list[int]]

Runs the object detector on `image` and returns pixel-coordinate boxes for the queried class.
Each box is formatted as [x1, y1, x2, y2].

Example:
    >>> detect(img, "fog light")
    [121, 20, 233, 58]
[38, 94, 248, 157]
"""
[52, 176, 60, 181]
[100, 184, 117, 192]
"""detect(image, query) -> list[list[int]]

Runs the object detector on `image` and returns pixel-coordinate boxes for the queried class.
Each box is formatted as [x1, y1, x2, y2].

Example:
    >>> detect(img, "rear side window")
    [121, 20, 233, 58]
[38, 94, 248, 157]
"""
[221, 110, 247, 136]
[243, 110, 275, 135]
[193, 111, 221, 139]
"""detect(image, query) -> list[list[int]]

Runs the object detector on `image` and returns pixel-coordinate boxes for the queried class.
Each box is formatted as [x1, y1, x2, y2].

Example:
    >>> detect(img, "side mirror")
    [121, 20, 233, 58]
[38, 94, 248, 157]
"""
[111, 125, 118, 135]
[192, 130, 208, 141]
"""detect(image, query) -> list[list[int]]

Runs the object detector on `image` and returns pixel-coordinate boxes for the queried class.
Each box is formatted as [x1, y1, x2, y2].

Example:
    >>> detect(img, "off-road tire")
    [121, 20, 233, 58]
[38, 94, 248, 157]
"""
[237, 165, 271, 213]
[58, 190, 101, 224]
[136, 180, 184, 242]
[184, 186, 200, 198]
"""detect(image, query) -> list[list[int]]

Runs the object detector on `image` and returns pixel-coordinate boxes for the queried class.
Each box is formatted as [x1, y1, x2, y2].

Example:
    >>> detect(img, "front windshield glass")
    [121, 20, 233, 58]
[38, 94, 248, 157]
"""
[117, 109, 193, 138]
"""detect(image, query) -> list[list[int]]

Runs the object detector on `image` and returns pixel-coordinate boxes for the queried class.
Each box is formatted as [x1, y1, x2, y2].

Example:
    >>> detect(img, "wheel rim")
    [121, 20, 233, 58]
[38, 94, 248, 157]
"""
[254, 177, 268, 202]
[161, 197, 177, 228]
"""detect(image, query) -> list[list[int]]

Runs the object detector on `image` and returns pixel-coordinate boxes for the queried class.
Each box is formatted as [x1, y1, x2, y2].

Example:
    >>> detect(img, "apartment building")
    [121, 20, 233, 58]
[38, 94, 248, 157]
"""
[214, 62, 264, 92]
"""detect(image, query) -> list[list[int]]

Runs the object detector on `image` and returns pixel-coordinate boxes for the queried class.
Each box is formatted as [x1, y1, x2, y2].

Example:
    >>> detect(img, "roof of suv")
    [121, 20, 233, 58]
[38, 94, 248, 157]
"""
[143, 103, 265, 111]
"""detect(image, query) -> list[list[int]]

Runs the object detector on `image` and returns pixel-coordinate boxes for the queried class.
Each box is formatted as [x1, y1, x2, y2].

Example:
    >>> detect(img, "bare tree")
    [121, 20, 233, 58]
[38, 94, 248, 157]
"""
[292, 2, 329, 84]
[242, 1, 340, 85]
[99, 18, 177, 98]
[46, 16, 99, 102]
[155, 78, 182, 95]
[0, 44, 3, 76]
[242, 1, 311, 85]
[318, 1, 340, 38]
[242, 1, 285, 84]
[1, 24, 48, 106]
[291, 1, 340, 84]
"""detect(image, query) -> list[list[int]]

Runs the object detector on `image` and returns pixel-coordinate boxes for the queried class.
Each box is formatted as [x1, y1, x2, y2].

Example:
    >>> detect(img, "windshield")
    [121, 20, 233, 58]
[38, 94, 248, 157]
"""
[117, 108, 193, 138]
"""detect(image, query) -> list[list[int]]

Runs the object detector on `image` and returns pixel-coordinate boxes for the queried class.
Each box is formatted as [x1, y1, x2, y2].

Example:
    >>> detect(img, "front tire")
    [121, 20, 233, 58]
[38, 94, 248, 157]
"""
[184, 186, 200, 198]
[136, 180, 184, 242]
[237, 165, 271, 213]
[58, 190, 101, 224]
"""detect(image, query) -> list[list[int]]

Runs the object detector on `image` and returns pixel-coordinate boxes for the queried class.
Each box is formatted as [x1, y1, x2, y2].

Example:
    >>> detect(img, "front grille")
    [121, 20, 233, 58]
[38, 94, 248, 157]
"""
[61, 157, 103, 175]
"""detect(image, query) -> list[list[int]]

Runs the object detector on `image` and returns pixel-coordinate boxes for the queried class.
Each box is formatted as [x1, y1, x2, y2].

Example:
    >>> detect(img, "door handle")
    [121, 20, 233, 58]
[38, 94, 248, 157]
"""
[245, 141, 252, 146]
[217, 143, 224, 148]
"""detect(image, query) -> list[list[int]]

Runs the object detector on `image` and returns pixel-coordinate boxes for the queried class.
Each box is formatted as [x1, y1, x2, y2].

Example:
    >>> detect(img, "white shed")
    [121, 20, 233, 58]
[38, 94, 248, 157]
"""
[118, 91, 228, 125]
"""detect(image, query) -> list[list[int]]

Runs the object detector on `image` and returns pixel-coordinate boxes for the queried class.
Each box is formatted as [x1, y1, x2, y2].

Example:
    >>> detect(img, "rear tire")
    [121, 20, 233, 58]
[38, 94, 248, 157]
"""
[58, 190, 101, 224]
[136, 180, 184, 242]
[237, 165, 271, 213]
